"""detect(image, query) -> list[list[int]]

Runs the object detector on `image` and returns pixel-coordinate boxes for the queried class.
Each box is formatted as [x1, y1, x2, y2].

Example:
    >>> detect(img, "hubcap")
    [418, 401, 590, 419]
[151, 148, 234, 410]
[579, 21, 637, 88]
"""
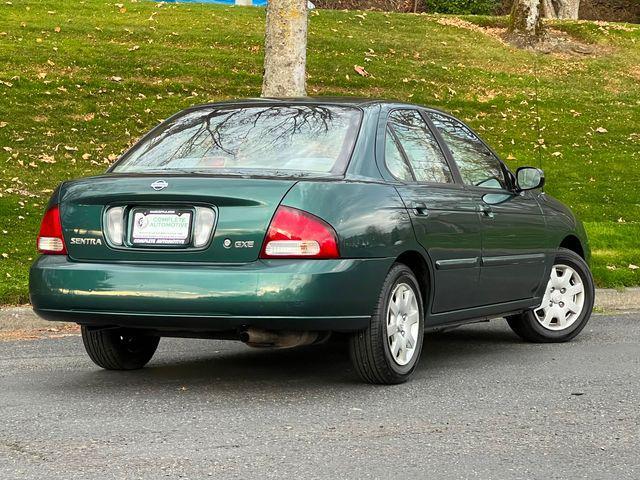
[386, 283, 420, 366]
[534, 264, 585, 331]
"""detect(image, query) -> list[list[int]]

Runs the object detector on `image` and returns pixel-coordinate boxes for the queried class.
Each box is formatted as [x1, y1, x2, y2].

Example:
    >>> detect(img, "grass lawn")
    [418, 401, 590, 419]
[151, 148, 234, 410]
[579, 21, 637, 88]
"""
[0, 0, 639, 304]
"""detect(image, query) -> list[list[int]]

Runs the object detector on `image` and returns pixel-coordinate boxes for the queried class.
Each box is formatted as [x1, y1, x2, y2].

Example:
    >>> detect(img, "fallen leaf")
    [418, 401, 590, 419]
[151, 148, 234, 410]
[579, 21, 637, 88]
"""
[353, 65, 369, 77]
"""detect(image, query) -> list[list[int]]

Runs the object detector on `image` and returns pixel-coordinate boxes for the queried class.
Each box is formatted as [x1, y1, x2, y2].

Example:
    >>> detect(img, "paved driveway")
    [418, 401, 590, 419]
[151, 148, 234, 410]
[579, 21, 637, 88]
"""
[1, 314, 639, 479]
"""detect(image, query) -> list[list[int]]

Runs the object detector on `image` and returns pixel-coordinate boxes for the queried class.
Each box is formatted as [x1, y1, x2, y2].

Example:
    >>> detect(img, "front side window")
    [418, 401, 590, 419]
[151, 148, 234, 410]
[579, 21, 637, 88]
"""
[386, 110, 453, 184]
[428, 112, 508, 190]
[113, 105, 362, 176]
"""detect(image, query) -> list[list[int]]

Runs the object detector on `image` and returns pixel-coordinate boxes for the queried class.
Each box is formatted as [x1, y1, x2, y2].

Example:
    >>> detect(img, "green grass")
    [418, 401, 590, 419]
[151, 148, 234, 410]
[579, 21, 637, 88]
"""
[1, 1, 639, 303]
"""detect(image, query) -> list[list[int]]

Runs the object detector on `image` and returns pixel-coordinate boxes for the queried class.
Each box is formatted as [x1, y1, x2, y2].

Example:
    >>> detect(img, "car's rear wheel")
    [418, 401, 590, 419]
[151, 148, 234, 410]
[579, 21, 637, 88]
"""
[349, 263, 425, 384]
[507, 248, 595, 343]
[81, 326, 160, 370]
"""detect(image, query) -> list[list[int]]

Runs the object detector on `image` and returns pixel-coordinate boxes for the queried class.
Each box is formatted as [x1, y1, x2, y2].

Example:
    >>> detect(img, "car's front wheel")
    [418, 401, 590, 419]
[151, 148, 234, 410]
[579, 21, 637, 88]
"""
[507, 248, 595, 343]
[81, 326, 160, 370]
[349, 263, 425, 384]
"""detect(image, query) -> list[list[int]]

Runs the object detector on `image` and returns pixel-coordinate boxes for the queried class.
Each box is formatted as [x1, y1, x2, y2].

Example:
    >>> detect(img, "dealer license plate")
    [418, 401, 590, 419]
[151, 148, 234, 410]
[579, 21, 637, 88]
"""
[130, 209, 192, 246]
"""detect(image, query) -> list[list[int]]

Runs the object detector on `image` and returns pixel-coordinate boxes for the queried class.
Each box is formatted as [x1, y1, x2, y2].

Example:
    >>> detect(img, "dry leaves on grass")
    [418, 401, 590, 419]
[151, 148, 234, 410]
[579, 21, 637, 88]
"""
[436, 17, 508, 46]
[435, 17, 606, 57]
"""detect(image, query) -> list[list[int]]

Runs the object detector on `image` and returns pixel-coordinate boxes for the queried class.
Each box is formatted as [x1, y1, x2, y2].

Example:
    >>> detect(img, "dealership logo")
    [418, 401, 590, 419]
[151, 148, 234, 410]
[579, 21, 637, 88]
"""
[150, 180, 168, 191]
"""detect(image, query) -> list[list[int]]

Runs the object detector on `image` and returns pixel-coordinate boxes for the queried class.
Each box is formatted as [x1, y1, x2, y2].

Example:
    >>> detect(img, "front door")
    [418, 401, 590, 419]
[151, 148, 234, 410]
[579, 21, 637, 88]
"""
[477, 190, 548, 304]
[427, 111, 548, 305]
[382, 109, 484, 314]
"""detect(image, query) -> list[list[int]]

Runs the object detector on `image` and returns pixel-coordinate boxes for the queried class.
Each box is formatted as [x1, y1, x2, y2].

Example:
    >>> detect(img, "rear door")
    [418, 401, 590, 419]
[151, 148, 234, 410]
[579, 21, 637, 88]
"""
[380, 109, 484, 314]
[427, 111, 548, 305]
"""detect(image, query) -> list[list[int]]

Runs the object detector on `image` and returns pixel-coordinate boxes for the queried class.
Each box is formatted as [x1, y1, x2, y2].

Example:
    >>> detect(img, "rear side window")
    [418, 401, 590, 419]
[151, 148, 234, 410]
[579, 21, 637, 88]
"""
[112, 105, 362, 176]
[428, 112, 508, 190]
[384, 127, 413, 182]
[386, 110, 453, 184]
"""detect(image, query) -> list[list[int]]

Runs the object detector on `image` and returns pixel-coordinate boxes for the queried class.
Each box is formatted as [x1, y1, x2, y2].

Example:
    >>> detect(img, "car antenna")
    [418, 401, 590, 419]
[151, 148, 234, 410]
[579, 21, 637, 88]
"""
[532, 36, 544, 191]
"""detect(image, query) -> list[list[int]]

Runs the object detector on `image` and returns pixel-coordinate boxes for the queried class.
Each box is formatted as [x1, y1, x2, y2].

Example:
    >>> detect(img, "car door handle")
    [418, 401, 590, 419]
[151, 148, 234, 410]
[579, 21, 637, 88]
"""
[410, 202, 429, 216]
[478, 204, 495, 218]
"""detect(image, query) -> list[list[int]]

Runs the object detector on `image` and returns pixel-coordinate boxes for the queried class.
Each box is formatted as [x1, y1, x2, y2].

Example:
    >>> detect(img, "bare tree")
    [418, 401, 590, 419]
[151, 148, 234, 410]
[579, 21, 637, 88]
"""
[509, 0, 544, 40]
[541, 0, 580, 19]
[261, 0, 307, 97]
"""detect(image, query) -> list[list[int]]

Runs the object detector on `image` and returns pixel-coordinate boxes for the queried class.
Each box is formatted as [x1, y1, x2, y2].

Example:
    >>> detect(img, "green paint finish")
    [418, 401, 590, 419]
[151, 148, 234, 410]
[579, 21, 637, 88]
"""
[280, 180, 416, 259]
[31, 255, 394, 330]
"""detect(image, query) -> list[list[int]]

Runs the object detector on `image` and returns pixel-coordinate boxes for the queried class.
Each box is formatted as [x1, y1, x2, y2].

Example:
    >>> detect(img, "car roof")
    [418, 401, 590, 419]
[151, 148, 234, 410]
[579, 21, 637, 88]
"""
[188, 97, 449, 113]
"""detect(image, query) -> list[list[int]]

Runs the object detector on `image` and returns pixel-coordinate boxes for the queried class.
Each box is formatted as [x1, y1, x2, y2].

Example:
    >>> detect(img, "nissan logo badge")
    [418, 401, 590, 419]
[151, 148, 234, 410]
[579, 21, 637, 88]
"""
[151, 180, 168, 191]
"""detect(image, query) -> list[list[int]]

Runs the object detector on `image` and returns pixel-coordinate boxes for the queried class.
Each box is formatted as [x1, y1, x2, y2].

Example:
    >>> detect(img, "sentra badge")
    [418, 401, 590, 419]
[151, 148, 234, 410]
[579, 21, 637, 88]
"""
[70, 237, 103, 246]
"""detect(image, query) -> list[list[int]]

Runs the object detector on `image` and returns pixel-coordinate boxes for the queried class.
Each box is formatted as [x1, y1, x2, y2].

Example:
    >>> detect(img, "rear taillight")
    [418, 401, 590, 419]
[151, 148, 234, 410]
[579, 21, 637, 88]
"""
[260, 206, 340, 259]
[37, 205, 67, 255]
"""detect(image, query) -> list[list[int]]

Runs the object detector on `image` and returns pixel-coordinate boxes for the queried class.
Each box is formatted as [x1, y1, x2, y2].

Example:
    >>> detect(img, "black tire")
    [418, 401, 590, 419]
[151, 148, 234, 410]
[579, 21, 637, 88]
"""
[507, 248, 595, 343]
[81, 326, 160, 370]
[349, 263, 425, 385]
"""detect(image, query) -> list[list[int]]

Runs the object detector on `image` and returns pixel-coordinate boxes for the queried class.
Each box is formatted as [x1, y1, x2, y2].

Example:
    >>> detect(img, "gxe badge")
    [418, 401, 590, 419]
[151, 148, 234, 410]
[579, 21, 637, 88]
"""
[150, 180, 168, 191]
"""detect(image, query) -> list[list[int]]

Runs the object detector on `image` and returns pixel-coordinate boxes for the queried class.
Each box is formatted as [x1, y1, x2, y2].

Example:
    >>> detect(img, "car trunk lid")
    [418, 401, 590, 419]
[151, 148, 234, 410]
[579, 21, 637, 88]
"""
[58, 174, 297, 263]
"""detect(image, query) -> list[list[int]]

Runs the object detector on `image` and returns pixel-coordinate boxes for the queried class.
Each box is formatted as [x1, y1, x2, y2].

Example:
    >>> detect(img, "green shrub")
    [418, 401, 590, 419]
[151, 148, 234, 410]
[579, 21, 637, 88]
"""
[423, 0, 501, 15]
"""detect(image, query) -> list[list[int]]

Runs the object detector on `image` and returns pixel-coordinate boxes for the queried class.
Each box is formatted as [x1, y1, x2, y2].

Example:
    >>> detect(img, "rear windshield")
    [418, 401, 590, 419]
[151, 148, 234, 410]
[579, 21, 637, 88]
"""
[112, 105, 362, 176]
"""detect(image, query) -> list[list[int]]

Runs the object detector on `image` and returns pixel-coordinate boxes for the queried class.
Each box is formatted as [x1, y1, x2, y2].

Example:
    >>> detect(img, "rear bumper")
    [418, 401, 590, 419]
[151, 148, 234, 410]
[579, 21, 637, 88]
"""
[30, 256, 393, 332]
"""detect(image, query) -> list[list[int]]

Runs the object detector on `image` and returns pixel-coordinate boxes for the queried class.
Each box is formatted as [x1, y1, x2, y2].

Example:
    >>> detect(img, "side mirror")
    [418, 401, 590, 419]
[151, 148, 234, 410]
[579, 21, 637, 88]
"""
[516, 167, 545, 191]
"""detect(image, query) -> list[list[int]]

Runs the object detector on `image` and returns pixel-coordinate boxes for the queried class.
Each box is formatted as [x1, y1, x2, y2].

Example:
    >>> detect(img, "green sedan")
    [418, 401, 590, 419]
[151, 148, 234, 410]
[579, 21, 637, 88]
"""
[30, 98, 595, 384]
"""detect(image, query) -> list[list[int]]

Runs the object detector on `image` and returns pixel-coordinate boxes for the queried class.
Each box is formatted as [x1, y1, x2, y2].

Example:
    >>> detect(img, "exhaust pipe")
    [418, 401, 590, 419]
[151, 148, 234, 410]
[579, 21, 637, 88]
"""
[240, 328, 328, 349]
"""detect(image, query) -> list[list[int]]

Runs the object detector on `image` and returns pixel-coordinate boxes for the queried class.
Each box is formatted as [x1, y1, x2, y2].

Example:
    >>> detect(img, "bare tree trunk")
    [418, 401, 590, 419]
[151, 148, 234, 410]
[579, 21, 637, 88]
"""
[541, 0, 580, 19]
[261, 0, 307, 97]
[509, 0, 544, 39]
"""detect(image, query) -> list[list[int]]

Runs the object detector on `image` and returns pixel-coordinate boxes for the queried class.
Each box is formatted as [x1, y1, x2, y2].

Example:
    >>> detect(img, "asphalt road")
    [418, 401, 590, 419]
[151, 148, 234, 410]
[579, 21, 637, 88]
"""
[1, 314, 639, 479]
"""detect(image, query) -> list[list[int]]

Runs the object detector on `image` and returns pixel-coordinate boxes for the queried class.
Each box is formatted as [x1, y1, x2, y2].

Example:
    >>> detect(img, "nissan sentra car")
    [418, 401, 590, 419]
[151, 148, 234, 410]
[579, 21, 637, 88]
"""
[30, 98, 595, 384]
